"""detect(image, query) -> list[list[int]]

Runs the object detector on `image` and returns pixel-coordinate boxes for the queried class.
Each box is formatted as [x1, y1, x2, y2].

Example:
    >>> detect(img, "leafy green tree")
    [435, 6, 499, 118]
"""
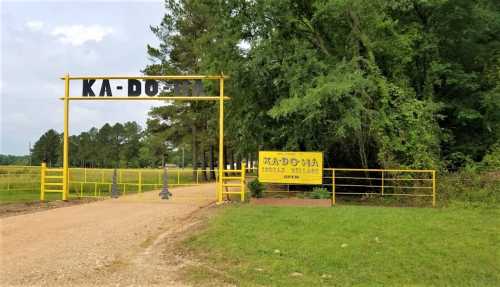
[145, 0, 223, 178]
[31, 129, 61, 166]
[120, 122, 143, 167]
[146, 0, 499, 170]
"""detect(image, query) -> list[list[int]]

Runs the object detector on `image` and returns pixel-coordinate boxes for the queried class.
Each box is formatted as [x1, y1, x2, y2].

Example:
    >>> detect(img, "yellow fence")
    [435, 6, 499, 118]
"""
[0, 165, 217, 202]
[68, 167, 217, 199]
[219, 161, 246, 203]
[0, 165, 40, 191]
[41, 163, 65, 200]
[2, 165, 436, 206]
[246, 167, 436, 207]
[46, 165, 244, 202]
[327, 168, 436, 207]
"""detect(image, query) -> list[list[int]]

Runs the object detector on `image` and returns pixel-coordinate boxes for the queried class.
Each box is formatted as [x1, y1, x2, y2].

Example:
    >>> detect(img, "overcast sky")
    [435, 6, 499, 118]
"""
[1, 0, 165, 155]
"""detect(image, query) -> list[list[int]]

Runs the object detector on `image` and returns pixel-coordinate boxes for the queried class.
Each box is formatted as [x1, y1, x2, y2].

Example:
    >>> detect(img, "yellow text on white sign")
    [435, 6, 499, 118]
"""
[258, 151, 323, 184]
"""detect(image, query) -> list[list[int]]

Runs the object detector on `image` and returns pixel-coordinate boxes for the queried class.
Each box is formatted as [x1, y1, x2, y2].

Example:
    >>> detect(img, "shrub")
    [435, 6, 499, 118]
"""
[478, 143, 500, 172]
[307, 187, 331, 199]
[438, 170, 500, 208]
[248, 179, 265, 198]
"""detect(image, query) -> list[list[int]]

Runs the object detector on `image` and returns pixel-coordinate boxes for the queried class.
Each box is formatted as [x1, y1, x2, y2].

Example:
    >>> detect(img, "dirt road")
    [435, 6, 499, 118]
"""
[0, 183, 217, 286]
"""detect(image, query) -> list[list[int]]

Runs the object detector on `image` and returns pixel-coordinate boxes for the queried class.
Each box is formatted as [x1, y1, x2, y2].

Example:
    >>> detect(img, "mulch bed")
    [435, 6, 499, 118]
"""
[250, 198, 332, 207]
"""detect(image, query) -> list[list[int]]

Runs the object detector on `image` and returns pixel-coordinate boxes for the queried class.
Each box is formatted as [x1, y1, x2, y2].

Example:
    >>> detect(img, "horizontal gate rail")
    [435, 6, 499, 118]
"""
[246, 166, 436, 207]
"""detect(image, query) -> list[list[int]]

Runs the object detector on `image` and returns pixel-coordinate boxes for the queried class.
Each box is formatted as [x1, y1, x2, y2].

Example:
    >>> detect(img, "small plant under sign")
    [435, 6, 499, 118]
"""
[307, 187, 331, 199]
[248, 179, 265, 198]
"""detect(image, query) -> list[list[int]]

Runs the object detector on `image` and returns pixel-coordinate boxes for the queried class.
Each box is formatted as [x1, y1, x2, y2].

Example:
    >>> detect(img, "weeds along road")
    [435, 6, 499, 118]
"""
[0, 183, 216, 286]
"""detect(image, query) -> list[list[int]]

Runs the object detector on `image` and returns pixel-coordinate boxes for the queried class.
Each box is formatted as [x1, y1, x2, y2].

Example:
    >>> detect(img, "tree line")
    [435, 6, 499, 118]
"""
[25, 122, 221, 179]
[6, 0, 499, 174]
[0, 154, 30, 166]
[143, 0, 500, 171]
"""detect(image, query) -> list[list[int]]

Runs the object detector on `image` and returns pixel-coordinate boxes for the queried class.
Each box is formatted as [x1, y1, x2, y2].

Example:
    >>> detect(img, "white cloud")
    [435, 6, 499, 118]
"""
[25, 20, 44, 31]
[51, 25, 113, 46]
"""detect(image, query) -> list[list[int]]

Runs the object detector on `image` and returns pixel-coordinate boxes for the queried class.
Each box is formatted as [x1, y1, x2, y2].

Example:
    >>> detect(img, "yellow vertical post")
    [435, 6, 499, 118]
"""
[218, 74, 224, 204]
[101, 170, 104, 183]
[432, 170, 436, 208]
[80, 182, 83, 197]
[177, 168, 180, 185]
[63, 73, 70, 201]
[240, 160, 246, 202]
[84, 167, 87, 183]
[196, 169, 199, 184]
[40, 162, 46, 201]
[381, 171, 384, 196]
[139, 171, 142, 193]
[331, 169, 336, 206]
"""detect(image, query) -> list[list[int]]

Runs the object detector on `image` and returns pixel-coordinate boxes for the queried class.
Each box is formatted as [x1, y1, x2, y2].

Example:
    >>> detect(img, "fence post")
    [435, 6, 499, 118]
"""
[40, 163, 46, 201]
[432, 170, 436, 208]
[177, 168, 180, 185]
[381, 171, 384, 196]
[331, 169, 336, 206]
[240, 160, 246, 202]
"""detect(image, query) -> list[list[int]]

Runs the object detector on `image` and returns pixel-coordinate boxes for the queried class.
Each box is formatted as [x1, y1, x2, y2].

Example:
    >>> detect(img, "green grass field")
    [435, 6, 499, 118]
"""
[182, 205, 500, 286]
[0, 166, 213, 203]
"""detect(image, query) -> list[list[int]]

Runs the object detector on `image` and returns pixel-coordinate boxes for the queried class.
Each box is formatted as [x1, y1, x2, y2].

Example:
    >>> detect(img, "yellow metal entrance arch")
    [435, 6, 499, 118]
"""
[41, 73, 242, 204]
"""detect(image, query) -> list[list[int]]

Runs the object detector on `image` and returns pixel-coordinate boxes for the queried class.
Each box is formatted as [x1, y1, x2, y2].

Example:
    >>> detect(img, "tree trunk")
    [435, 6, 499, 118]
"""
[202, 149, 208, 181]
[192, 125, 198, 181]
[223, 145, 228, 175]
[230, 149, 235, 170]
[248, 153, 252, 173]
[236, 154, 242, 170]
[209, 144, 215, 180]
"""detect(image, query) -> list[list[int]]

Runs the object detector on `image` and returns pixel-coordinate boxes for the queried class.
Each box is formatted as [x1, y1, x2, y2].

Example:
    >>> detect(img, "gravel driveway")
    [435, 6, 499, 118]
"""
[0, 183, 216, 286]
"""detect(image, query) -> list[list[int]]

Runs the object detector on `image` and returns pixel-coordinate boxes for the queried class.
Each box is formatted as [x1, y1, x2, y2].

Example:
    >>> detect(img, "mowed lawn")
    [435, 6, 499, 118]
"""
[183, 205, 500, 286]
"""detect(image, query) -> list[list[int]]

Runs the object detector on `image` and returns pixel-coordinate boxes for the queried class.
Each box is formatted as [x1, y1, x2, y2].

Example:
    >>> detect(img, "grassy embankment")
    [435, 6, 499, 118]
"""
[180, 172, 500, 286]
[182, 204, 499, 286]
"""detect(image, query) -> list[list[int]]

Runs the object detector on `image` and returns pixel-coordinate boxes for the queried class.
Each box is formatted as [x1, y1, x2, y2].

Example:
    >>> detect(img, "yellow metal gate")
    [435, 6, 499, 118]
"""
[40, 163, 67, 201]
[218, 161, 246, 203]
